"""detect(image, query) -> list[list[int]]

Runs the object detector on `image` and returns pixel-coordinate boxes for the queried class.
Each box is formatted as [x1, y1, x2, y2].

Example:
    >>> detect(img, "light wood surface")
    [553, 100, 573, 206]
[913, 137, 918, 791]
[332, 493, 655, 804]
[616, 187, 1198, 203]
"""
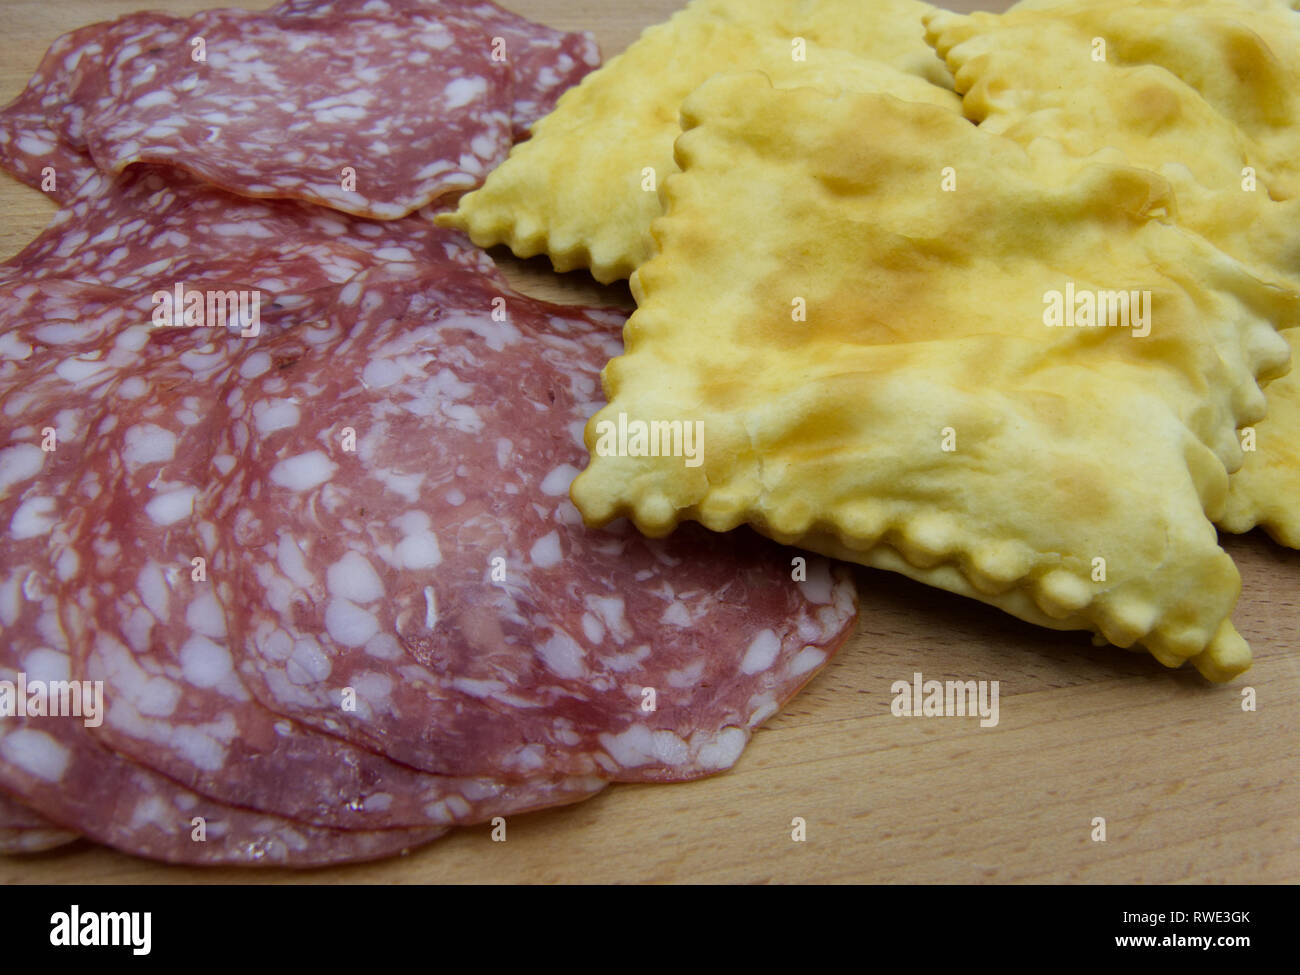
[1, 0, 1296, 885]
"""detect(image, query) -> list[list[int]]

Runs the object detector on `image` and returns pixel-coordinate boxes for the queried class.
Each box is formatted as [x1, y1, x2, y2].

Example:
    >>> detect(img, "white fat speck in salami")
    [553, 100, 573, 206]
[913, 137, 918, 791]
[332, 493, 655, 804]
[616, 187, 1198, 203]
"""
[741, 630, 782, 675]
[270, 452, 337, 492]
[210, 264, 858, 781]
[0, 729, 71, 783]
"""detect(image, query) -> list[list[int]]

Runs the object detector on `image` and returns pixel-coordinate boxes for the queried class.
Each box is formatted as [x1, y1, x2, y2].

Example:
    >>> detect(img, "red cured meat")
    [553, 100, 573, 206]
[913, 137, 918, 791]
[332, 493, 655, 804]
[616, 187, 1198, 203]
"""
[0, 17, 168, 202]
[0, 166, 499, 296]
[0, 795, 78, 855]
[270, 0, 601, 137]
[56, 323, 606, 829]
[0, 278, 138, 337]
[0, 291, 248, 787]
[1, 3, 596, 211]
[0, 710, 444, 865]
[209, 264, 858, 781]
[17, 14, 178, 153]
[0, 791, 64, 830]
[0, 98, 97, 205]
[446, 0, 601, 135]
[0, 562, 443, 865]
[1, 288, 575, 860]
[78, 7, 513, 217]
[0, 305, 448, 865]
[0, 827, 80, 855]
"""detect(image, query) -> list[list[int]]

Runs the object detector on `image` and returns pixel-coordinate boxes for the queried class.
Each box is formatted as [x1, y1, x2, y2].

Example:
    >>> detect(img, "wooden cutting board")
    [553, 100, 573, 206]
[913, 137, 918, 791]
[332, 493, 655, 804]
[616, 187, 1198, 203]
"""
[1, 0, 1296, 885]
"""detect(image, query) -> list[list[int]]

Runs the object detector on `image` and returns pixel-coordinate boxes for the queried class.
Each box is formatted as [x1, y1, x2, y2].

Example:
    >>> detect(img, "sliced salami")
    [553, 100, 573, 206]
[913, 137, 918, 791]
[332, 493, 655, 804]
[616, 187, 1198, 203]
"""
[0, 18, 151, 202]
[0, 790, 61, 831]
[447, 0, 601, 136]
[0, 97, 97, 205]
[0, 826, 80, 855]
[0, 793, 77, 856]
[0, 293, 228, 825]
[19, 14, 178, 154]
[0, 316, 447, 865]
[3, 3, 596, 213]
[0, 290, 157, 525]
[0, 3, 856, 867]
[0, 166, 498, 295]
[0, 278, 136, 337]
[0, 709, 445, 866]
[56, 324, 606, 829]
[76, 6, 513, 218]
[210, 264, 858, 781]
[270, 0, 601, 137]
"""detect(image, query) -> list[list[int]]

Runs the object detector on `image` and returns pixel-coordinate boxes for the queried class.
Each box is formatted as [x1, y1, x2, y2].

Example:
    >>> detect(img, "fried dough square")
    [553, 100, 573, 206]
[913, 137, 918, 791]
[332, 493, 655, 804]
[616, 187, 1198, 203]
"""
[937, 0, 1300, 198]
[440, 0, 956, 282]
[926, 0, 1300, 545]
[571, 73, 1295, 679]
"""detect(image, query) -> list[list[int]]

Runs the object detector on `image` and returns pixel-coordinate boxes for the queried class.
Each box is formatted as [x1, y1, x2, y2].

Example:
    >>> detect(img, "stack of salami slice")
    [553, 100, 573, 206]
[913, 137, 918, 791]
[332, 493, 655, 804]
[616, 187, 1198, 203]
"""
[0, 1, 857, 866]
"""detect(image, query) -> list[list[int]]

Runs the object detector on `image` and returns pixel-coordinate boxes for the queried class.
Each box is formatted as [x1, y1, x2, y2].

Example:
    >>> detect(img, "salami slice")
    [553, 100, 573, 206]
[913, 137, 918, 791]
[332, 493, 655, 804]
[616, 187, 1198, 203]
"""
[3, 3, 596, 213]
[0, 18, 149, 203]
[0, 826, 80, 855]
[0, 790, 62, 830]
[0, 710, 444, 866]
[0, 166, 498, 296]
[0, 793, 78, 855]
[74, 6, 512, 218]
[270, 0, 601, 137]
[20, 14, 179, 154]
[1, 541, 444, 864]
[210, 263, 858, 781]
[56, 323, 606, 829]
[0, 97, 97, 205]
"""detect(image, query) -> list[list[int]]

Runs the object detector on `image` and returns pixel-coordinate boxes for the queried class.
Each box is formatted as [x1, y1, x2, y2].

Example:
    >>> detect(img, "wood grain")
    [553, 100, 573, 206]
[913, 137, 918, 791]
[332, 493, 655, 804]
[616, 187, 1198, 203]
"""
[1, 0, 1296, 885]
